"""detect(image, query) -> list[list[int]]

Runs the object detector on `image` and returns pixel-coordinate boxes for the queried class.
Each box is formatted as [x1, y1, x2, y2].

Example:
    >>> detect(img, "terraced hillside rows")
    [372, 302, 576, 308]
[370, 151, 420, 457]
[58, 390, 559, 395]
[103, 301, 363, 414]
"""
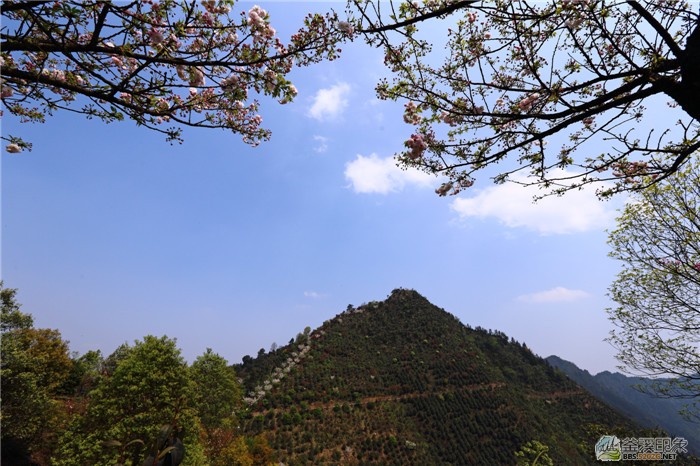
[235, 289, 692, 465]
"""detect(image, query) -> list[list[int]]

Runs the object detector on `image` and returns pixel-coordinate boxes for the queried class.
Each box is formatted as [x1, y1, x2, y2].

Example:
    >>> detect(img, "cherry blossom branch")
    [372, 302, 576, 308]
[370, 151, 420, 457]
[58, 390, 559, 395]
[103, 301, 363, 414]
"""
[627, 0, 683, 58]
[368, 0, 699, 197]
[358, 0, 477, 34]
[1, 1, 349, 150]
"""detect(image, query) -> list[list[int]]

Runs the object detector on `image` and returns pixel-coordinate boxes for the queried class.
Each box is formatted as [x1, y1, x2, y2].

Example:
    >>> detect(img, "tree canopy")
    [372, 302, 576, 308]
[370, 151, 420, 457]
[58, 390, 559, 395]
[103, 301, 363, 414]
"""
[352, 0, 700, 197]
[3, 0, 698, 197]
[515, 440, 554, 466]
[190, 347, 242, 430]
[0, 283, 73, 463]
[0, 284, 269, 465]
[607, 158, 699, 412]
[54, 335, 208, 465]
[0, 0, 347, 150]
[1, 281, 33, 332]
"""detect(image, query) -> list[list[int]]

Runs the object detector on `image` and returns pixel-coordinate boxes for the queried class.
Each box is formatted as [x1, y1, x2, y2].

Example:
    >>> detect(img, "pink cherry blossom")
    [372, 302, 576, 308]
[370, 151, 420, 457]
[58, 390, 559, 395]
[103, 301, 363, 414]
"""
[0, 0, 347, 150]
[435, 182, 453, 196]
[147, 28, 165, 45]
[403, 101, 422, 125]
[6, 143, 21, 153]
[189, 68, 205, 87]
[338, 21, 355, 36]
[405, 133, 428, 159]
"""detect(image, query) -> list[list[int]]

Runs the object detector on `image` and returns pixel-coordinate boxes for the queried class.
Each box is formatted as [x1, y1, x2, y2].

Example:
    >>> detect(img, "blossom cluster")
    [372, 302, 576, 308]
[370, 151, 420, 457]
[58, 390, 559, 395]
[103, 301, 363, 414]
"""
[657, 258, 700, 273]
[6, 143, 21, 153]
[247, 5, 276, 43]
[1, 1, 348, 151]
[278, 84, 298, 105]
[565, 17, 584, 29]
[435, 182, 453, 196]
[202, 0, 231, 15]
[338, 21, 355, 37]
[518, 93, 541, 112]
[403, 101, 422, 125]
[439, 111, 461, 126]
[405, 133, 428, 160]
[611, 161, 650, 182]
[221, 73, 242, 93]
[243, 339, 314, 406]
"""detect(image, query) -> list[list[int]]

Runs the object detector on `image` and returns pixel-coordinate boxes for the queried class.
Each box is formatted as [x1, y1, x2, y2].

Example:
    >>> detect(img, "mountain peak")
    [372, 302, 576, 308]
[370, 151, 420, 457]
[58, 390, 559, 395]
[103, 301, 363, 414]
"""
[385, 287, 428, 303]
[351, 288, 432, 314]
[234, 290, 679, 464]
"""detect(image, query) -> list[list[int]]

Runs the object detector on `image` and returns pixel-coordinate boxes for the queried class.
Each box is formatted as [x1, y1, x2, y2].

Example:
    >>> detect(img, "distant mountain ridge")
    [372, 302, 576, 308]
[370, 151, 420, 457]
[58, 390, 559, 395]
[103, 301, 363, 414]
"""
[234, 289, 697, 464]
[546, 355, 700, 455]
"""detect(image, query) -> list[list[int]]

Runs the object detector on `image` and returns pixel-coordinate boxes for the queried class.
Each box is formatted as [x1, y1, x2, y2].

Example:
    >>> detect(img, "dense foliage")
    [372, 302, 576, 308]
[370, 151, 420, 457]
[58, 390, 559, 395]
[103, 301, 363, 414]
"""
[0, 284, 262, 466]
[190, 348, 242, 431]
[236, 288, 691, 465]
[1, 283, 73, 464]
[3, 284, 698, 465]
[53, 335, 208, 466]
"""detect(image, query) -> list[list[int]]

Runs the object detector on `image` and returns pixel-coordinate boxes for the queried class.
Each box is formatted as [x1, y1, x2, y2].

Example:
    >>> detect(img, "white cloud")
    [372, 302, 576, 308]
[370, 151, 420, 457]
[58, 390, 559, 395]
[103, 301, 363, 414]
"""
[450, 170, 615, 235]
[308, 83, 350, 121]
[344, 153, 436, 194]
[313, 135, 329, 153]
[304, 291, 323, 299]
[516, 287, 591, 303]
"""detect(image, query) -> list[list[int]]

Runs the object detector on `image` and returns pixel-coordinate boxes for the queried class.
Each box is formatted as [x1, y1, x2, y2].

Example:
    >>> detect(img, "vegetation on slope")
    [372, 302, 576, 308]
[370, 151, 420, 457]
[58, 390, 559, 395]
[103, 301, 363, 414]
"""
[237, 288, 691, 465]
[0, 284, 270, 466]
[547, 355, 700, 455]
[4, 283, 695, 465]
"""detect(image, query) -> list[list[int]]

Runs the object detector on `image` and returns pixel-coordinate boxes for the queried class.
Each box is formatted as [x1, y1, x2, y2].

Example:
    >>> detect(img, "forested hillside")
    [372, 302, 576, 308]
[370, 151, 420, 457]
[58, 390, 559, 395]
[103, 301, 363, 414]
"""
[235, 289, 692, 465]
[547, 355, 700, 455]
[3, 285, 696, 465]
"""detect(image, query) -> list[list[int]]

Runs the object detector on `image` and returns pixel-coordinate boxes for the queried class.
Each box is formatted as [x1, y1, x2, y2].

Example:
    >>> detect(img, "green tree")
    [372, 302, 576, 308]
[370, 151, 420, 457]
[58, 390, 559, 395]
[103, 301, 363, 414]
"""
[0, 283, 73, 463]
[60, 349, 105, 397]
[102, 341, 132, 376]
[514, 440, 553, 466]
[607, 158, 699, 414]
[54, 335, 207, 466]
[190, 348, 242, 430]
[1, 281, 33, 332]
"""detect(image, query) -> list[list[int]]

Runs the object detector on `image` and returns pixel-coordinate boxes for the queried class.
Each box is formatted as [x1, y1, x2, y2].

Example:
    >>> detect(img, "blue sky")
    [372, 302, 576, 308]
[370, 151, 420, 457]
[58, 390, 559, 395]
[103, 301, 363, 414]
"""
[2, 2, 631, 374]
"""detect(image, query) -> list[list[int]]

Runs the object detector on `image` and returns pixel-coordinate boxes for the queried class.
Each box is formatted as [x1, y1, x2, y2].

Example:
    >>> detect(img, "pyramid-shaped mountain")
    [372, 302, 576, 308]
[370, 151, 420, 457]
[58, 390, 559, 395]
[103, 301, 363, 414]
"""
[235, 289, 692, 465]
